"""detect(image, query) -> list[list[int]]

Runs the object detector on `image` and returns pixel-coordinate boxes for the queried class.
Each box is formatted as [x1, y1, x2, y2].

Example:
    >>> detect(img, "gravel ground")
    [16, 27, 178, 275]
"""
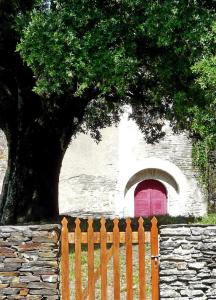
[69, 244, 151, 299]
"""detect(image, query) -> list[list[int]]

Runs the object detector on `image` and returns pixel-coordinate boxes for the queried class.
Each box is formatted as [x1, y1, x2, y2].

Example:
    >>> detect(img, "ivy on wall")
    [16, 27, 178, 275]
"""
[193, 140, 216, 210]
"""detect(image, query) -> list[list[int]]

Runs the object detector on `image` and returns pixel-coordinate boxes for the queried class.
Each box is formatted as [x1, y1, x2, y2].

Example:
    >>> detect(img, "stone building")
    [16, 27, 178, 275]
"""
[59, 110, 207, 218]
[0, 110, 207, 218]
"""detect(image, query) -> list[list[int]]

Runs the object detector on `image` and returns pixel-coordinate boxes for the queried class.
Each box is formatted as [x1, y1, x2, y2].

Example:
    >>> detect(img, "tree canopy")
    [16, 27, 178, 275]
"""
[0, 0, 215, 223]
[18, 0, 216, 141]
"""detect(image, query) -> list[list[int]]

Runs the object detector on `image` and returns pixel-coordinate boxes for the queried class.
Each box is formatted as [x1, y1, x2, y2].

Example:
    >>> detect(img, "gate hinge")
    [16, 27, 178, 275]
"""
[151, 254, 160, 261]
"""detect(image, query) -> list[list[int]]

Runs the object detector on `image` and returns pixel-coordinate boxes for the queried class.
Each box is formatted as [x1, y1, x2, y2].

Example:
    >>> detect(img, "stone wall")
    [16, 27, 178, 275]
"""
[0, 114, 206, 219]
[160, 225, 216, 299]
[0, 224, 60, 300]
[59, 126, 118, 217]
[119, 120, 206, 217]
[59, 111, 206, 218]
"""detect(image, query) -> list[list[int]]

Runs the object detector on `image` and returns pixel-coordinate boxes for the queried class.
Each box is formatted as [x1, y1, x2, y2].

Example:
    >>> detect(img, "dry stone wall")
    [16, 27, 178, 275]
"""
[0, 224, 60, 300]
[160, 225, 216, 300]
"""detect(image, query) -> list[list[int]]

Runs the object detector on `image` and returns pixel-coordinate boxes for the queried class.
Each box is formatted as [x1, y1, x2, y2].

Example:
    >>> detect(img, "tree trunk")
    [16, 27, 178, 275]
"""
[0, 126, 67, 224]
[0, 1, 92, 224]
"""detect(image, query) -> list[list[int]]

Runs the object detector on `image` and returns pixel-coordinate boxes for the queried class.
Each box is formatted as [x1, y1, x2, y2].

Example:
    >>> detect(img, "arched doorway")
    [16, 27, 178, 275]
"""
[134, 179, 167, 217]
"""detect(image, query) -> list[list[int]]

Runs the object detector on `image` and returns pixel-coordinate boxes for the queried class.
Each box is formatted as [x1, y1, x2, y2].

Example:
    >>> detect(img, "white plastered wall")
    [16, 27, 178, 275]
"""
[58, 106, 207, 218]
[114, 108, 207, 217]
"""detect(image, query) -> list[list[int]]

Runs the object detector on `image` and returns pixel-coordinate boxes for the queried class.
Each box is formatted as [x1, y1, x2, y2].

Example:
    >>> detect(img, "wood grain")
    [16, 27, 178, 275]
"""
[68, 231, 150, 244]
[88, 218, 95, 300]
[100, 217, 107, 300]
[61, 217, 70, 300]
[75, 218, 82, 300]
[113, 218, 120, 300]
[126, 218, 133, 300]
[138, 217, 145, 300]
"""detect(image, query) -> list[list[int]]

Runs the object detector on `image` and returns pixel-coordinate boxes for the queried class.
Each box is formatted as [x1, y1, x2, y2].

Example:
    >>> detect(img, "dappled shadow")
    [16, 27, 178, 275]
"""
[0, 130, 8, 193]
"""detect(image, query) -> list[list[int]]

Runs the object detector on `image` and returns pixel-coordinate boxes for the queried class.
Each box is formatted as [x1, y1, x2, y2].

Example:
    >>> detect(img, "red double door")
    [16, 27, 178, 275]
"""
[134, 179, 167, 217]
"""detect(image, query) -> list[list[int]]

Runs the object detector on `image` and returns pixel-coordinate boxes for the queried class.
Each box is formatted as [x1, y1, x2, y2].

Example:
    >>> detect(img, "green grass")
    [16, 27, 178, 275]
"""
[69, 244, 151, 299]
[193, 213, 216, 225]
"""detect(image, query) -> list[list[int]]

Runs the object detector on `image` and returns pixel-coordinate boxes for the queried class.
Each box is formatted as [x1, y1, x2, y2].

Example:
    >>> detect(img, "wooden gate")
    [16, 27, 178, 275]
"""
[61, 217, 159, 300]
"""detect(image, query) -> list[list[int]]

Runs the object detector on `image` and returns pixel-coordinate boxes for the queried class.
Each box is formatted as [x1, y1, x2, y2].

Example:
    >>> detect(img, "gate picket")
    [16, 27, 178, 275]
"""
[88, 218, 95, 300]
[138, 217, 145, 300]
[100, 217, 107, 300]
[61, 217, 70, 300]
[75, 218, 82, 300]
[113, 218, 120, 300]
[61, 216, 159, 300]
[126, 218, 133, 300]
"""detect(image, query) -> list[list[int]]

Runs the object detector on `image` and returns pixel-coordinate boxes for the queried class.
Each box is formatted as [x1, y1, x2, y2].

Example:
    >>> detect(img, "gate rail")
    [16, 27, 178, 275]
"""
[61, 217, 159, 300]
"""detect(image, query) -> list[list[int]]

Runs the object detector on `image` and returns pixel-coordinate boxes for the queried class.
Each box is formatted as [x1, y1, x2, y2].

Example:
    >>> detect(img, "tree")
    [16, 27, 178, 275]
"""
[0, 0, 215, 224]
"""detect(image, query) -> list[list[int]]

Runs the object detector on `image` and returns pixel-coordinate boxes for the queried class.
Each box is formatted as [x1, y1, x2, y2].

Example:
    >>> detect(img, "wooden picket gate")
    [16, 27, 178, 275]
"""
[61, 217, 159, 300]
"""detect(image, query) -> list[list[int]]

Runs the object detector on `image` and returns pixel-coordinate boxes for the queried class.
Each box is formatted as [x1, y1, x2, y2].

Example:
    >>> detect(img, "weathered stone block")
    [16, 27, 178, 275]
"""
[191, 289, 205, 297]
[188, 262, 206, 269]
[0, 284, 9, 289]
[28, 282, 57, 289]
[38, 251, 57, 258]
[1, 287, 20, 294]
[197, 272, 211, 278]
[10, 283, 28, 288]
[160, 275, 177, 283]
[29, 288, 57, 295]
[32, 231, 59, 243]
[0, 272, 19, 277]
[160, 227, 191, 236]
[20, 275, 41, 283]
[176, 262, 187, 270]
[4, 258, 26, 263]
[19, 288, 29, 296]
[173, 247, 192, 256]
[160, 289, 180, 297]
[17, 243, 42, 252]
[26, 296, 43, 300]
[41, 275, 58, 283]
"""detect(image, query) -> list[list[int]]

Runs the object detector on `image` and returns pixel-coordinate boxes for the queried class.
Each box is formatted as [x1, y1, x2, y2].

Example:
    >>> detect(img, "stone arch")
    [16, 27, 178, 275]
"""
[120, 158, 188, 217]
[124, 168, 179, 196]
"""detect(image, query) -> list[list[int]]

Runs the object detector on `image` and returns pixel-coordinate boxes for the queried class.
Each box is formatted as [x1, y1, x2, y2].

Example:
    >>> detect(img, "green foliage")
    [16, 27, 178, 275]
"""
[194, 213, 216, 224]
[192, 22, 216, 97]
[191, 103, 216, 184]
[17, 0, 214, 98]
[189, 20, 216, 185]
[16, 0, 216, 147]
[17, 0, 140, 96]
